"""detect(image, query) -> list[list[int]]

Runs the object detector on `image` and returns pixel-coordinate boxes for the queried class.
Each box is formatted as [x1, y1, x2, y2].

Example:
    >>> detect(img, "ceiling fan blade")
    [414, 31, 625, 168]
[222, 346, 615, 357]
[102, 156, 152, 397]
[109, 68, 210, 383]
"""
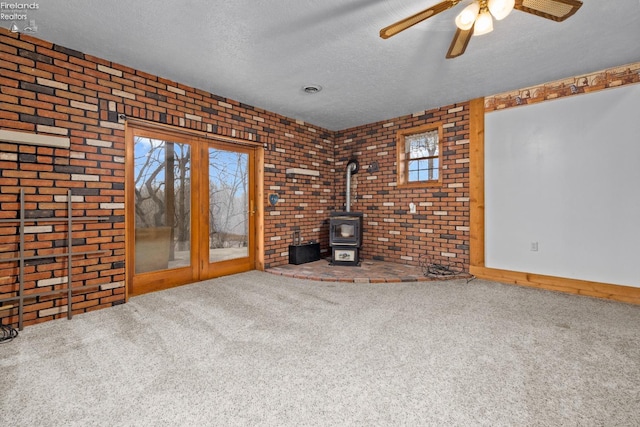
[380, 0, 461, 39]
[514, 0, 582, 22]
[446, 26, 473, 59]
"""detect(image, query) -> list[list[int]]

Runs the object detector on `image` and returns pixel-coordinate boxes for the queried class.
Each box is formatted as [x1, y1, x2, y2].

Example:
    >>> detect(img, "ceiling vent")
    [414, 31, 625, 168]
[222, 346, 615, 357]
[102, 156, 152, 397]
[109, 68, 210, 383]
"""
[303, 84, 322, 94]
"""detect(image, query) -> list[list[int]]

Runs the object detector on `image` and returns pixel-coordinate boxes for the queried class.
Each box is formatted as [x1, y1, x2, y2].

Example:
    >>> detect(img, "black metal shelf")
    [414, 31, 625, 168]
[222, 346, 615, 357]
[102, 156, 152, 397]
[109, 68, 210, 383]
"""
[0, 250, 104, 264]
[0, 189, 107, 330]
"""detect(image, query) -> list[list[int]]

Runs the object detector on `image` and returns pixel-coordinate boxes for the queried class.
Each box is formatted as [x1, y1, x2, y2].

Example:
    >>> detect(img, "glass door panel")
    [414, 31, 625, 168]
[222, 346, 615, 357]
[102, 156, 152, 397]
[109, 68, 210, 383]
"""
[127, 126, 256, 296]
[134, 137, 191, 274]
[208, 148, 249, 263]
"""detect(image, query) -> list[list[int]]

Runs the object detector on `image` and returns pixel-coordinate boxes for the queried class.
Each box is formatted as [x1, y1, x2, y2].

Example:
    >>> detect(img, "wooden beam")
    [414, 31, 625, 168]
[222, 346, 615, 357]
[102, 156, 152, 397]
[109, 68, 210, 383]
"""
[255, 146, 265, 271]
[469, 97, 485, 267]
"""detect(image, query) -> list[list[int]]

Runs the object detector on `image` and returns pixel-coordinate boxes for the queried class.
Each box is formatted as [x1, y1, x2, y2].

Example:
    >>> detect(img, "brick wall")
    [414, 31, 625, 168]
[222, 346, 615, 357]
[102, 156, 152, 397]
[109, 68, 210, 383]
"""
[334, 104, 471, 269]
[9, 28, 627, 326]
[0, 25, 639, 332]
[0, 29, 333, 327]
[263, 122, 334, 264]
[0, 28, 472, 328]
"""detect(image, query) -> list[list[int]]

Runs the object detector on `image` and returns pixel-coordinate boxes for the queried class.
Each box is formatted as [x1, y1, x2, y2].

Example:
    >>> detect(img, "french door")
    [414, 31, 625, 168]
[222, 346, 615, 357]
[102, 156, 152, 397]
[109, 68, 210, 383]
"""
[126, 125, 257, 296]
[200, 142, 255, 279]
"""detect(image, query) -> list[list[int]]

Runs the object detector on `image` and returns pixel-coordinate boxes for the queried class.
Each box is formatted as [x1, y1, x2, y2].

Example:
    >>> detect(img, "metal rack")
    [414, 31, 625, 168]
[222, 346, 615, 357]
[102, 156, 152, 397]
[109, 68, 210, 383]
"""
[0, 189, 106, 330]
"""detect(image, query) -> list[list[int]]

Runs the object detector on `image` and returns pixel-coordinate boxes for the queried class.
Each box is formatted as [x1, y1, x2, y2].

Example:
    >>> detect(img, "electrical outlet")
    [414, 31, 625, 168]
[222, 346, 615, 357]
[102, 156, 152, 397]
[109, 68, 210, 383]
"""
[530, 242, 539, 251]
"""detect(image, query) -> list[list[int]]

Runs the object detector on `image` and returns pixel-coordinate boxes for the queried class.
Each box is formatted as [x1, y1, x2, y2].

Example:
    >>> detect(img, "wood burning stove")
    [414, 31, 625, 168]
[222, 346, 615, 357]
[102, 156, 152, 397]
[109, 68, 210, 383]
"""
[329, 212, 363, 266]
[330, 159, 363, 266]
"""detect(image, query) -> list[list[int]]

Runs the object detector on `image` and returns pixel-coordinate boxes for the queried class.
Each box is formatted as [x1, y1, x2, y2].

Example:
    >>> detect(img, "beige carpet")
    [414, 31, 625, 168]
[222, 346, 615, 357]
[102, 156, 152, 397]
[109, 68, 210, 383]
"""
[1, 271, 639, 426]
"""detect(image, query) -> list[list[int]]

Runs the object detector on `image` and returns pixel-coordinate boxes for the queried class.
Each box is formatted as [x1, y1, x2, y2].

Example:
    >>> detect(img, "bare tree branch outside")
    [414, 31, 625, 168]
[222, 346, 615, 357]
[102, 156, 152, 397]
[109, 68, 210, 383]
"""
[133, 138, 249, 272]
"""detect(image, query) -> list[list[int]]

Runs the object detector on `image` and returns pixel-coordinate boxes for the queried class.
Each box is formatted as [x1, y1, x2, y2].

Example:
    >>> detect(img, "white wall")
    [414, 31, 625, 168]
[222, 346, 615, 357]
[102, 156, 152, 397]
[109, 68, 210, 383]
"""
[485, 83, 640, 288]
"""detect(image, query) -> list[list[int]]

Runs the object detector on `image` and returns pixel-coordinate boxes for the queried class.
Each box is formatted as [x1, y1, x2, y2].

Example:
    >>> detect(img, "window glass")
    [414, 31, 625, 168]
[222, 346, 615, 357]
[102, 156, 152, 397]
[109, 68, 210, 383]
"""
[406, 129, 439, 183]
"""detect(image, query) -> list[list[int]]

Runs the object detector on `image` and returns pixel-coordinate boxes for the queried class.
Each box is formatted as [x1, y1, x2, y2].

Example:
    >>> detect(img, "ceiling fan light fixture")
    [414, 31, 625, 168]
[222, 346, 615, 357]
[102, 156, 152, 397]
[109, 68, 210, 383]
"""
[380, 0, 583, 58]
[473, 9, 494, 36]
[455, 2, 480, 30]
[488, 0, 515, 20]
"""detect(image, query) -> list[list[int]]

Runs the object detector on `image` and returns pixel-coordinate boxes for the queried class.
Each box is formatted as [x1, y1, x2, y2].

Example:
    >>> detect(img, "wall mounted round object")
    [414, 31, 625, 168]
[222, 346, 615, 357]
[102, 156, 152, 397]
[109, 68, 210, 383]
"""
[347, 158, 359, 174]
[268, 193, 279, 206]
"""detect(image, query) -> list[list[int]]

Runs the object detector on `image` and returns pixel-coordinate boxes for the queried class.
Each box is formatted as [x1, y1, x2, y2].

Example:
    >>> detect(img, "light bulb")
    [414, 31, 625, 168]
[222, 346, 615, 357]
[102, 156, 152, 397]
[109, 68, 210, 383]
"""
[488, 0, 515, 20]
[455, 2, 480, 31]
[473, 9, 494, 36]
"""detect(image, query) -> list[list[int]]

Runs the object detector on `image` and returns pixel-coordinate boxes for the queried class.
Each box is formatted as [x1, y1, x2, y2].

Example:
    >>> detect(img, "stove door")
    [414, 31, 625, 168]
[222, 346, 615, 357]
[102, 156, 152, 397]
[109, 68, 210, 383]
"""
[330, 219, 360, 246]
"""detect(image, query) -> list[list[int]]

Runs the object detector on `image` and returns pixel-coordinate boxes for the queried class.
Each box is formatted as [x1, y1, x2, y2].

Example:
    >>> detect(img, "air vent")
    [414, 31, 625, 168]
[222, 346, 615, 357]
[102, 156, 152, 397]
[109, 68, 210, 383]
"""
[303, 84, 322, 94]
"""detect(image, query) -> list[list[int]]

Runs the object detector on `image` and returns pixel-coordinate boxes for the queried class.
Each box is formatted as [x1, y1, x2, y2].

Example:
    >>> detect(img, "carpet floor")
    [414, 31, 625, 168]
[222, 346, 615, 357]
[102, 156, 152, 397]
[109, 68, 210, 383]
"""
[1, 271, 639, 426]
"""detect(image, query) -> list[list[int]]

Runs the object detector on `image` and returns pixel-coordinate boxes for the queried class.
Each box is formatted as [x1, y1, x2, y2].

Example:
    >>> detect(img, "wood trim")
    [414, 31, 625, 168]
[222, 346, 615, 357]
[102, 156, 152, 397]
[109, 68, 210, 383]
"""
[127, 267, 196, 297]
[197, 140, 209, 280]
[123, 116, 263, 148]
[469, 98, 485, 267]
[469, 97, 640, 306]
[124, 123, 135, 302]
[191, 134, 203, 281]
[470, 265, 640, 305]
[249, 148, 258, 270]
[396, 122, 444, 187]
[255, 146, 265, 271]
[205, 258, 253, 279]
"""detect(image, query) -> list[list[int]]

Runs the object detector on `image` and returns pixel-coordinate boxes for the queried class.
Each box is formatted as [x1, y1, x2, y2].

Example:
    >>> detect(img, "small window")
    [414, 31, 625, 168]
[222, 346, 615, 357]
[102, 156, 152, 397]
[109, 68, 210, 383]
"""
[397, 124, 443, 187]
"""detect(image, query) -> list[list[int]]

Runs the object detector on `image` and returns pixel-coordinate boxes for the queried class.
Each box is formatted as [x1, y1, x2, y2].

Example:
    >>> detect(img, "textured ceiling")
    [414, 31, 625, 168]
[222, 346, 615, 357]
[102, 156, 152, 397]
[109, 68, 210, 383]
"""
[6, 0, 640, 130]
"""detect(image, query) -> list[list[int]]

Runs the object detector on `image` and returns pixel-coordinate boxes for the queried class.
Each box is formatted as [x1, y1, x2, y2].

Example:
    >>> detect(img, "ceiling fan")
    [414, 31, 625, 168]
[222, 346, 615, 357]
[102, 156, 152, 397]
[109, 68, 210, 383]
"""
[380, 0, 583, 58]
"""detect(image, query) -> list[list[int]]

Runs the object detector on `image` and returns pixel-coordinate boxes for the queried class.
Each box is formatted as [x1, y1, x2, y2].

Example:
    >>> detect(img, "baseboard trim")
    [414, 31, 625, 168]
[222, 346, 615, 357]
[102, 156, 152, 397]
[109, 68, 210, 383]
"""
[470, 265, 640, 305]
